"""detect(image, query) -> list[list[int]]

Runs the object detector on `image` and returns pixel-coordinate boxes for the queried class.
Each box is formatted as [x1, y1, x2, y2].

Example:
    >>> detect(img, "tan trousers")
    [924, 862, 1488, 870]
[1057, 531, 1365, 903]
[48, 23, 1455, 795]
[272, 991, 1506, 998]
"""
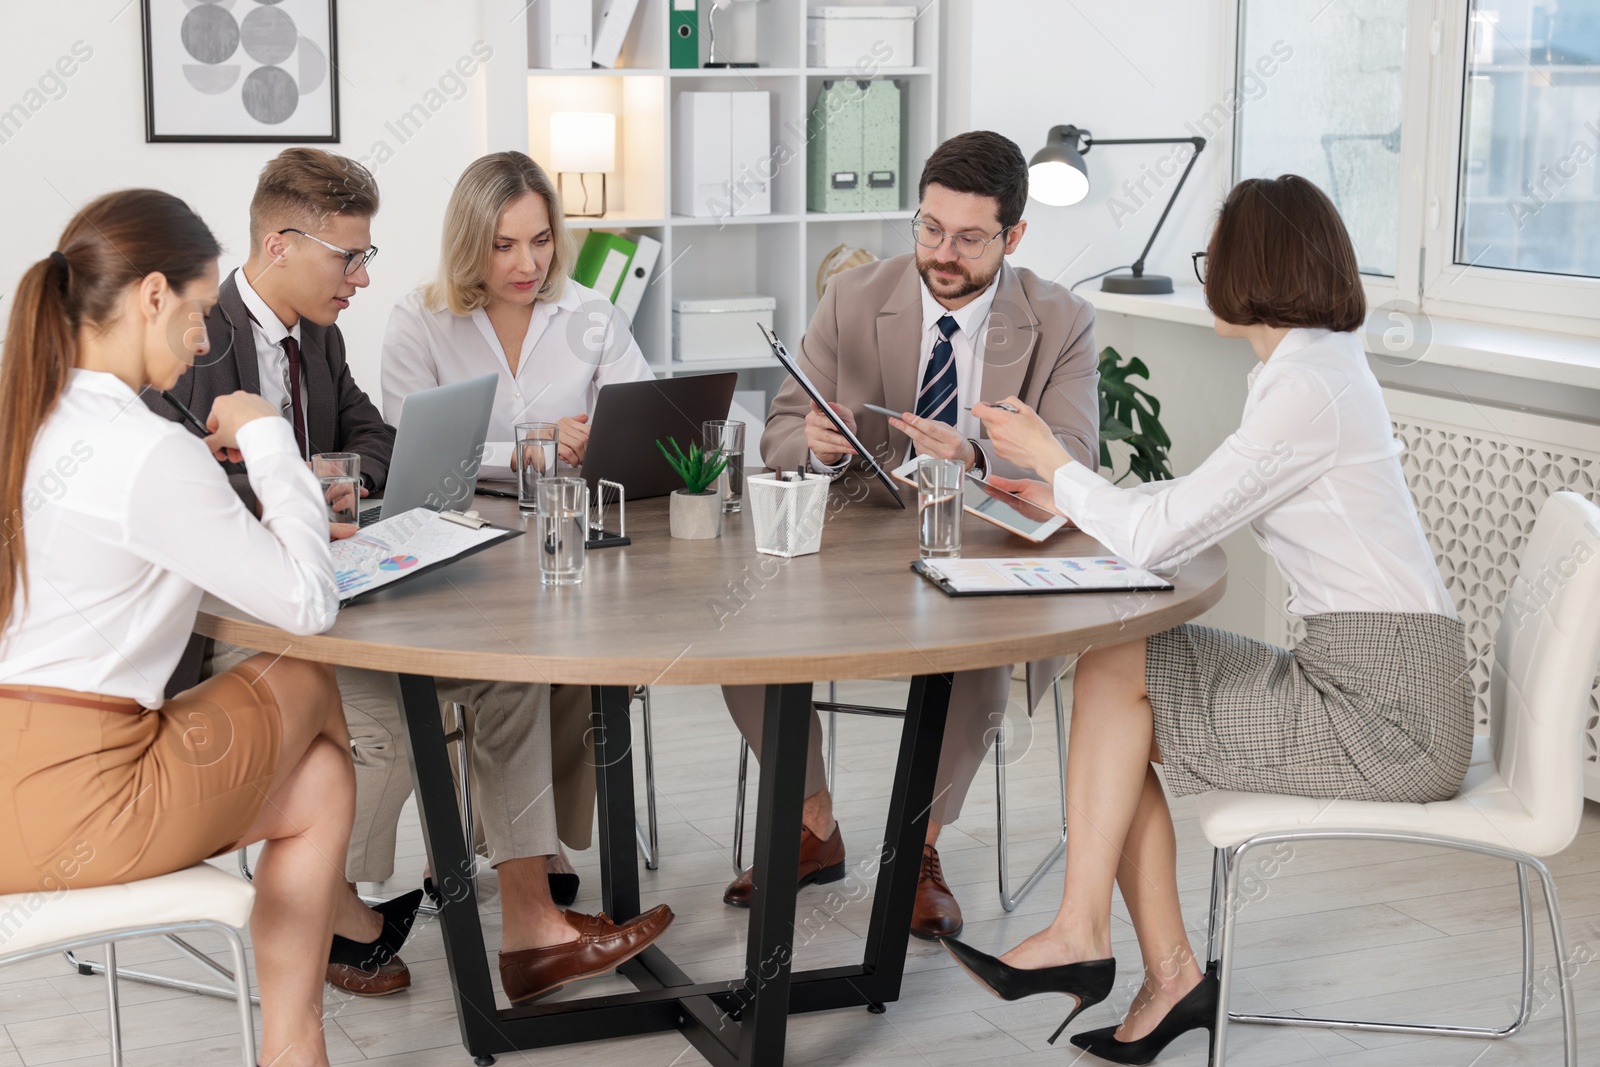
[721, 665, 1014, 827]
[207, 643, 594, 883]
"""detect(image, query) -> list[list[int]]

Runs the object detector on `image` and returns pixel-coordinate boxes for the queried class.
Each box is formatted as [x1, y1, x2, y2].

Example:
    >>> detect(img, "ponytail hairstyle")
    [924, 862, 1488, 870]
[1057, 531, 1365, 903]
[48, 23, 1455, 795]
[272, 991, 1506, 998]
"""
[0, 188, 220, 634]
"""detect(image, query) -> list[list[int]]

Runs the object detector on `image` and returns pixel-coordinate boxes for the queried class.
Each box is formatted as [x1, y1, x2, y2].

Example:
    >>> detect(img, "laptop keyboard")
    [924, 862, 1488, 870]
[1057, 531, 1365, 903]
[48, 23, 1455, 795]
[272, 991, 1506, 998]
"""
[358, 506, 382, 528]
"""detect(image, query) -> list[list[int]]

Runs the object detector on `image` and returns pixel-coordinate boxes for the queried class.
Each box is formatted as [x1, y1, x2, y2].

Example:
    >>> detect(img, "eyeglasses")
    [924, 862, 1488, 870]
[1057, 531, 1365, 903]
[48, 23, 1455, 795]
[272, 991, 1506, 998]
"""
[278, 228, 379, 276]
[1192, 251, 1208, 284]
[911, 213, 1012, 261]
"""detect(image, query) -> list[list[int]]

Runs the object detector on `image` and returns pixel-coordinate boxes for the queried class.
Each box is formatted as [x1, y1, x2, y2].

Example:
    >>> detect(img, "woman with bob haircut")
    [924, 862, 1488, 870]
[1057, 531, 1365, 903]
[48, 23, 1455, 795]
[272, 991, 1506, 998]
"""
[0, 189, 354, 1067]
[942, 175, 1473, 1064]
[373, 150, 669, 1007]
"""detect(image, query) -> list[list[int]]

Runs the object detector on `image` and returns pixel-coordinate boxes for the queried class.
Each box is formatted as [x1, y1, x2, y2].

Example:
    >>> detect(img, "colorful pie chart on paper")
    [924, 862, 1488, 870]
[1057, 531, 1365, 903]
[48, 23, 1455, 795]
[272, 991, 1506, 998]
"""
[378, 555, 420, 572]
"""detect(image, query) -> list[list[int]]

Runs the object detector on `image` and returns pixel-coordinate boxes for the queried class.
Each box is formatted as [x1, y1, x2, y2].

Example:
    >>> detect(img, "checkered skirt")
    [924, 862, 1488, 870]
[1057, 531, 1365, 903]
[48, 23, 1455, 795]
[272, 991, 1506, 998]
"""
[1146, 612, 1475, 803]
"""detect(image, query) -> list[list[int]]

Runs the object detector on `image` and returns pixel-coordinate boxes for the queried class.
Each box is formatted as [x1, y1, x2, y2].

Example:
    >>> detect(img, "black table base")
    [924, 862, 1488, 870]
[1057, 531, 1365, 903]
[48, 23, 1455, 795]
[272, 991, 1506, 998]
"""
[397, 673, 954, 1066]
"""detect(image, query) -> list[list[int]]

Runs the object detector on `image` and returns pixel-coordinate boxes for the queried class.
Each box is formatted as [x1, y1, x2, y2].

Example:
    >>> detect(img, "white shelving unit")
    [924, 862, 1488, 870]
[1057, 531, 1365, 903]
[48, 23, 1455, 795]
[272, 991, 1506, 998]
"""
[510, 0, 942, 397]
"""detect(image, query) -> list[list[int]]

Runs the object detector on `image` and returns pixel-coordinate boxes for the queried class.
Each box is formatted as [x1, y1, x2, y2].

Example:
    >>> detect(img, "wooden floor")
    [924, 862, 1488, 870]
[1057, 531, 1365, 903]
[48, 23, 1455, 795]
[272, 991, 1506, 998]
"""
[4, 678, 1598, 1066]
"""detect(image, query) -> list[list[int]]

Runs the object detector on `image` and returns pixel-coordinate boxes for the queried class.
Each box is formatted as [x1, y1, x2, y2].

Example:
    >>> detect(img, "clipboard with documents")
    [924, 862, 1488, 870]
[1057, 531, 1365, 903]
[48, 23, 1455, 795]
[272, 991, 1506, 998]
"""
[913, 556, 1174, 597]
[332, 507, 521, 606]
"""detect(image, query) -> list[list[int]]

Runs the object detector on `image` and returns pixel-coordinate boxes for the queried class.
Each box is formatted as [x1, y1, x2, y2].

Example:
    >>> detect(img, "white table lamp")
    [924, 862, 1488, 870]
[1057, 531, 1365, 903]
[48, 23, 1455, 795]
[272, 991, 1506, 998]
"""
[550, 111, 617, 218]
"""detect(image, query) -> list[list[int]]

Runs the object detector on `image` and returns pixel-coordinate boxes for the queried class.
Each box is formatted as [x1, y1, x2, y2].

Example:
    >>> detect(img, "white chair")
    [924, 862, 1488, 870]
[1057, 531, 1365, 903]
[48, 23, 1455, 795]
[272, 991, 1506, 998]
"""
[1197, 491, 1600, 1067]
[8, 863, 257, 1066]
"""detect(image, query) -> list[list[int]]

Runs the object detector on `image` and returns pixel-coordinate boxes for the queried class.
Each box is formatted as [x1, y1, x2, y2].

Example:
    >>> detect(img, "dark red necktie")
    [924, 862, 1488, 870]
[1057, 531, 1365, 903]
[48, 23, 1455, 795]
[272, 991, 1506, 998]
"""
[280, 335, 308, 457]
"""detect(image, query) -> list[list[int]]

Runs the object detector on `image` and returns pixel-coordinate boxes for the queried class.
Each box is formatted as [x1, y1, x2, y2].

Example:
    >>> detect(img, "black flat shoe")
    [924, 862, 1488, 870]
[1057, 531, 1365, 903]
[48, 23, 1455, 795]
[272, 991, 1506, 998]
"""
[423, 875, 442, 908]
[1070, 962, 1219, 1065]
[941, 937, 1115, 1042]
[548, 871, 579, 908]
[329, 889, 424, 972]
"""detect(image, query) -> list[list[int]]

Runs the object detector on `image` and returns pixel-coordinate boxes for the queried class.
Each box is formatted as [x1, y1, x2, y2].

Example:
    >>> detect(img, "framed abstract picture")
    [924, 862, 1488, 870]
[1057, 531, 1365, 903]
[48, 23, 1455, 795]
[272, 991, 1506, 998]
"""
[141, 0, 340, 143]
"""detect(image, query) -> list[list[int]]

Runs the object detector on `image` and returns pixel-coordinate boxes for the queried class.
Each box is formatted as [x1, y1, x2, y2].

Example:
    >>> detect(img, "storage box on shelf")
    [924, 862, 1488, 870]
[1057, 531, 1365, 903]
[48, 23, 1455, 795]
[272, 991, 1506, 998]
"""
[518, 0, 940, 406]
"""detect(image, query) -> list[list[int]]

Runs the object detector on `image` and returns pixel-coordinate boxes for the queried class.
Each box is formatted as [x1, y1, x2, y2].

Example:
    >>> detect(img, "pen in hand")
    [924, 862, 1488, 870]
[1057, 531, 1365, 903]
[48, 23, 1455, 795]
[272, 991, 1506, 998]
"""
[159, 390, 212, 437]
[967, 402, 1019, 414]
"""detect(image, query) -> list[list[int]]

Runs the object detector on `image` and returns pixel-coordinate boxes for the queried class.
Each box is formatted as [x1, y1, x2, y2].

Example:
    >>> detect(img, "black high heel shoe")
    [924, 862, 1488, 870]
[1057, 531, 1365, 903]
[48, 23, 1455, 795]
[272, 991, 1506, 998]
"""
[941, 937, 1116, 1043]
[1069, 962, 1219, 1065]
[329, 889, 424, 972]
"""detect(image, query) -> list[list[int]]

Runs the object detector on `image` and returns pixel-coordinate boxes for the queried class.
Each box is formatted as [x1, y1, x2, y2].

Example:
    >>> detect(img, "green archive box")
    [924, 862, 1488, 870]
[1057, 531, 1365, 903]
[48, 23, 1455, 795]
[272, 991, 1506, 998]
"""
[807, 79, 902, 213]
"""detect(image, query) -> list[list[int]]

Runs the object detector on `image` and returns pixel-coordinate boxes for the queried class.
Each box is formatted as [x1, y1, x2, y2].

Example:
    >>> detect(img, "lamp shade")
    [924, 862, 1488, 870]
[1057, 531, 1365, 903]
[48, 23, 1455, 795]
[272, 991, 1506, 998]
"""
[1028, 126, 1091, 207]
[550, 112, 616, 173]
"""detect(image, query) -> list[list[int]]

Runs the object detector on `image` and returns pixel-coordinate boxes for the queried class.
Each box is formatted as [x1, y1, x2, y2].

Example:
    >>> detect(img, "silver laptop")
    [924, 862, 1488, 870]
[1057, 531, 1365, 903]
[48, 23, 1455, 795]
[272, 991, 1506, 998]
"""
[359, 373, 497, 526]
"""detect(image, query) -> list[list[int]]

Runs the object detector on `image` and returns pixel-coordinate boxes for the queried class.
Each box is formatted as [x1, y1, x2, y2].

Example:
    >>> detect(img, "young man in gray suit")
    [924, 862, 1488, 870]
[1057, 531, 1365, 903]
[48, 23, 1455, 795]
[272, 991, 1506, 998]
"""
[721, 131, 1100, 939]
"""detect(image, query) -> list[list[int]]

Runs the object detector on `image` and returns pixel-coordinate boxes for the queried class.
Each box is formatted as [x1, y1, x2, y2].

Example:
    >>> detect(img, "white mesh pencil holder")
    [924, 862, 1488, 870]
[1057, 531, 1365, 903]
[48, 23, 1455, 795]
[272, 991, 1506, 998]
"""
[747, 472, 830, 557]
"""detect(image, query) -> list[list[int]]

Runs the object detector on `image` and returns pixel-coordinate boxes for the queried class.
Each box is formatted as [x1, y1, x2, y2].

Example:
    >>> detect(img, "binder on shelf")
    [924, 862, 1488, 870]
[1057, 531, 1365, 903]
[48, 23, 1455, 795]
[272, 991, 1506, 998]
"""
[573, 231, 638, 302]
[673, 92, 731, 217]
[670, 0, 699, 68]
[533, 0, 595, 69]
[807, 79, 902, 213]
[729, 91, 773, 216]
[591, 0, 643, 68]
[613, 233, 660, 320]
[673, 91, 771, 218]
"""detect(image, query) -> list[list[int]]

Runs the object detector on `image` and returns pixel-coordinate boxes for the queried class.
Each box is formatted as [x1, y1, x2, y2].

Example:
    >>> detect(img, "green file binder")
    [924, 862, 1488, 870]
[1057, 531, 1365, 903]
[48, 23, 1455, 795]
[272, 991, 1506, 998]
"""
[573, 231, 638, 302]
[670, 0, 699, 69]
[807, 79, 902, 213]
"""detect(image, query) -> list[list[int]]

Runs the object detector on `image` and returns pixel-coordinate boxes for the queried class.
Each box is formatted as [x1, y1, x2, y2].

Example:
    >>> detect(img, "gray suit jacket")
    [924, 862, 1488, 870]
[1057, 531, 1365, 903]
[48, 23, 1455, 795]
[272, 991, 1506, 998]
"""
[144, 269, 397, 509]
[767, 254, 1101, 711]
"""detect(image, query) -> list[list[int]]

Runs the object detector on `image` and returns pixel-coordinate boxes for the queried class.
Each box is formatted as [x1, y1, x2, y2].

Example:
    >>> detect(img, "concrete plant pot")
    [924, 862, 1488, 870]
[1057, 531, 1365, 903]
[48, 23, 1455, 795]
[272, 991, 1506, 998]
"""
[670, 489, 723, 539]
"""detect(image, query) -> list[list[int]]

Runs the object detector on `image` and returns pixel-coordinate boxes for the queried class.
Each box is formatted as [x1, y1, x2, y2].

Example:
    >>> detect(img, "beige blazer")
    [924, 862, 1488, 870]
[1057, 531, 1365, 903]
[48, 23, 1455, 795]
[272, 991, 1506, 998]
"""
[763, 253, 1102, 711]
[762, 254, 1100, 481]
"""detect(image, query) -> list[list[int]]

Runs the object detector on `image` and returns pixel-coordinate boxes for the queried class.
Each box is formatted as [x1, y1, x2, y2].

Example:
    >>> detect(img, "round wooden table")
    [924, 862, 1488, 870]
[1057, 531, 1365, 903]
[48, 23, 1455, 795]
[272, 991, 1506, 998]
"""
[198, 484, 1226, 1067]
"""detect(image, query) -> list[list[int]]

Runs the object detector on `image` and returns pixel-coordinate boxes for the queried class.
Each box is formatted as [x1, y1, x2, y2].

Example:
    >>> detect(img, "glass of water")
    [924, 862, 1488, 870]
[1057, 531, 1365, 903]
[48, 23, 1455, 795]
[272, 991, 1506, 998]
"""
[703, 420, 745, 514]
[312, 452, 361, 525]
[917, 457, 963, 559]
[516, 422, 560, 513]
[535, 476, 588, 586]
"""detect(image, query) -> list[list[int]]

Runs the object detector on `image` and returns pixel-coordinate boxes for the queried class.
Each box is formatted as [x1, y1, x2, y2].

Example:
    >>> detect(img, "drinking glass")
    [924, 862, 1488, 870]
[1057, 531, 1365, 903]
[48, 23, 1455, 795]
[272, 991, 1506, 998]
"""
[535, 476, 588, 586]
[312, 452, 361, 525]
[516, 422, 560, 512]
[703, 420, 745, 514]
[917, 457, 964, 559]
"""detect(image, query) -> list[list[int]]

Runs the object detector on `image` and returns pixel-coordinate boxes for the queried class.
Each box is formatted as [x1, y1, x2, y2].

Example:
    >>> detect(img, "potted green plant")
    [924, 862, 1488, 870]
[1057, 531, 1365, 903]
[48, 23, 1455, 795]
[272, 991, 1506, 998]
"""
[657, 438, 729, 539]
[1098, 345, 1174, 484]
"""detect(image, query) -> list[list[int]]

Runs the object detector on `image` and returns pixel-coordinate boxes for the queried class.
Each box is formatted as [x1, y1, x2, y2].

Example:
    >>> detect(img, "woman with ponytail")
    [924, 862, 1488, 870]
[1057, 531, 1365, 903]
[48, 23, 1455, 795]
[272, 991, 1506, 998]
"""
[0, 189, 357, 1067]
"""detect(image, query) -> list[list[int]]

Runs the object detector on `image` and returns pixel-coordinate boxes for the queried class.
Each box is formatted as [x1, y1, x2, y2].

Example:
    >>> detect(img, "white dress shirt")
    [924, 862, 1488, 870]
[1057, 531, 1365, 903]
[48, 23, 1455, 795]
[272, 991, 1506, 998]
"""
[810, 266, 1002, 473]
[234, 266, 306, 453]
[0, 370, 338, 708]
[1052, 328, 1457, 619]
[380, 281, 653, 470]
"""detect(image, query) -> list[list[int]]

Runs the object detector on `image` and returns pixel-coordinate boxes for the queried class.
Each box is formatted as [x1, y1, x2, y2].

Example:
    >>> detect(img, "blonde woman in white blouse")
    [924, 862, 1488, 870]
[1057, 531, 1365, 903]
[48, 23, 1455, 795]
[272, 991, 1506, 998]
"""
[0, 190, 353, 1067]
[360, 151, 671, 1006]
[382, 150, 653, 471]
[942, 176, 1474, 1065]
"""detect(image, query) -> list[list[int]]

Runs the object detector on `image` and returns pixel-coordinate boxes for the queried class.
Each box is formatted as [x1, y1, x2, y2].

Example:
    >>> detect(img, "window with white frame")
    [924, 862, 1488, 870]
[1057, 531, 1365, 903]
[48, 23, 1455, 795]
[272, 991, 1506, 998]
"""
[1234, 0, 1600, 330]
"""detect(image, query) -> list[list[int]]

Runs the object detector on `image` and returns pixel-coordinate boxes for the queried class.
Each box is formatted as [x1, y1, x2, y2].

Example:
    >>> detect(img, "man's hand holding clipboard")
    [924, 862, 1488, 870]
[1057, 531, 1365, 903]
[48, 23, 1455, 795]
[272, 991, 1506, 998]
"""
[758, 323, 906, 508]
[805, 400, 859, 466]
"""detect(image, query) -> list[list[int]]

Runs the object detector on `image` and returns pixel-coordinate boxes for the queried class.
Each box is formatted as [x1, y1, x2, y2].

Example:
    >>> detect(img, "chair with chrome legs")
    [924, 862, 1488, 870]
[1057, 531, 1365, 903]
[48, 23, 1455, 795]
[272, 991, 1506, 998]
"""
[1197, 492, 1600, 1067]
[732, 672, 1070, 911]
[32, 865, 258, 1066]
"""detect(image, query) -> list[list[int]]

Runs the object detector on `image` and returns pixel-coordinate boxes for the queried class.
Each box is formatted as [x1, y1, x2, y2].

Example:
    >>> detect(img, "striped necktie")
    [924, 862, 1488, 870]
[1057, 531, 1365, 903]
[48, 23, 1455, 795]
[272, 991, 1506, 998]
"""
[916, 314, 959, 427]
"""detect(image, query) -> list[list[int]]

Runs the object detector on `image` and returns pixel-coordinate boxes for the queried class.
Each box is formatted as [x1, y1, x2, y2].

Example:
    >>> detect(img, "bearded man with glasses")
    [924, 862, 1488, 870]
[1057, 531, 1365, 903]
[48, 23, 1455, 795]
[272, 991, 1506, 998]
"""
[718, 130, 1101, 940]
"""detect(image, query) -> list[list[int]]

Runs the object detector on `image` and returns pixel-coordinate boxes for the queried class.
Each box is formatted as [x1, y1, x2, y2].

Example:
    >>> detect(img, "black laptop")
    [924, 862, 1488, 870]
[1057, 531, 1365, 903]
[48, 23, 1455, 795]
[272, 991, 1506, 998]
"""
[580, 373, 739, 500]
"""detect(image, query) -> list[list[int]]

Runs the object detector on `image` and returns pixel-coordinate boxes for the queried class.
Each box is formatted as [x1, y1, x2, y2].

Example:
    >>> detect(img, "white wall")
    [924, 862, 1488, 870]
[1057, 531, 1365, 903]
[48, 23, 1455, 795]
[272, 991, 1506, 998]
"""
[0, 0, 511, 393]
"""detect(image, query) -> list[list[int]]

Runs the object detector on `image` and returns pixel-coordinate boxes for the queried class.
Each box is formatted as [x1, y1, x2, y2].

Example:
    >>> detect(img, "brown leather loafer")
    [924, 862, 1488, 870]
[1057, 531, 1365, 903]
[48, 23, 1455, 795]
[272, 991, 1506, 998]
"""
[723, 823, 847, 907]
[498, 904, 674, 1005]
[326, 957, 411, 997]
[911, 843, 963, 940]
